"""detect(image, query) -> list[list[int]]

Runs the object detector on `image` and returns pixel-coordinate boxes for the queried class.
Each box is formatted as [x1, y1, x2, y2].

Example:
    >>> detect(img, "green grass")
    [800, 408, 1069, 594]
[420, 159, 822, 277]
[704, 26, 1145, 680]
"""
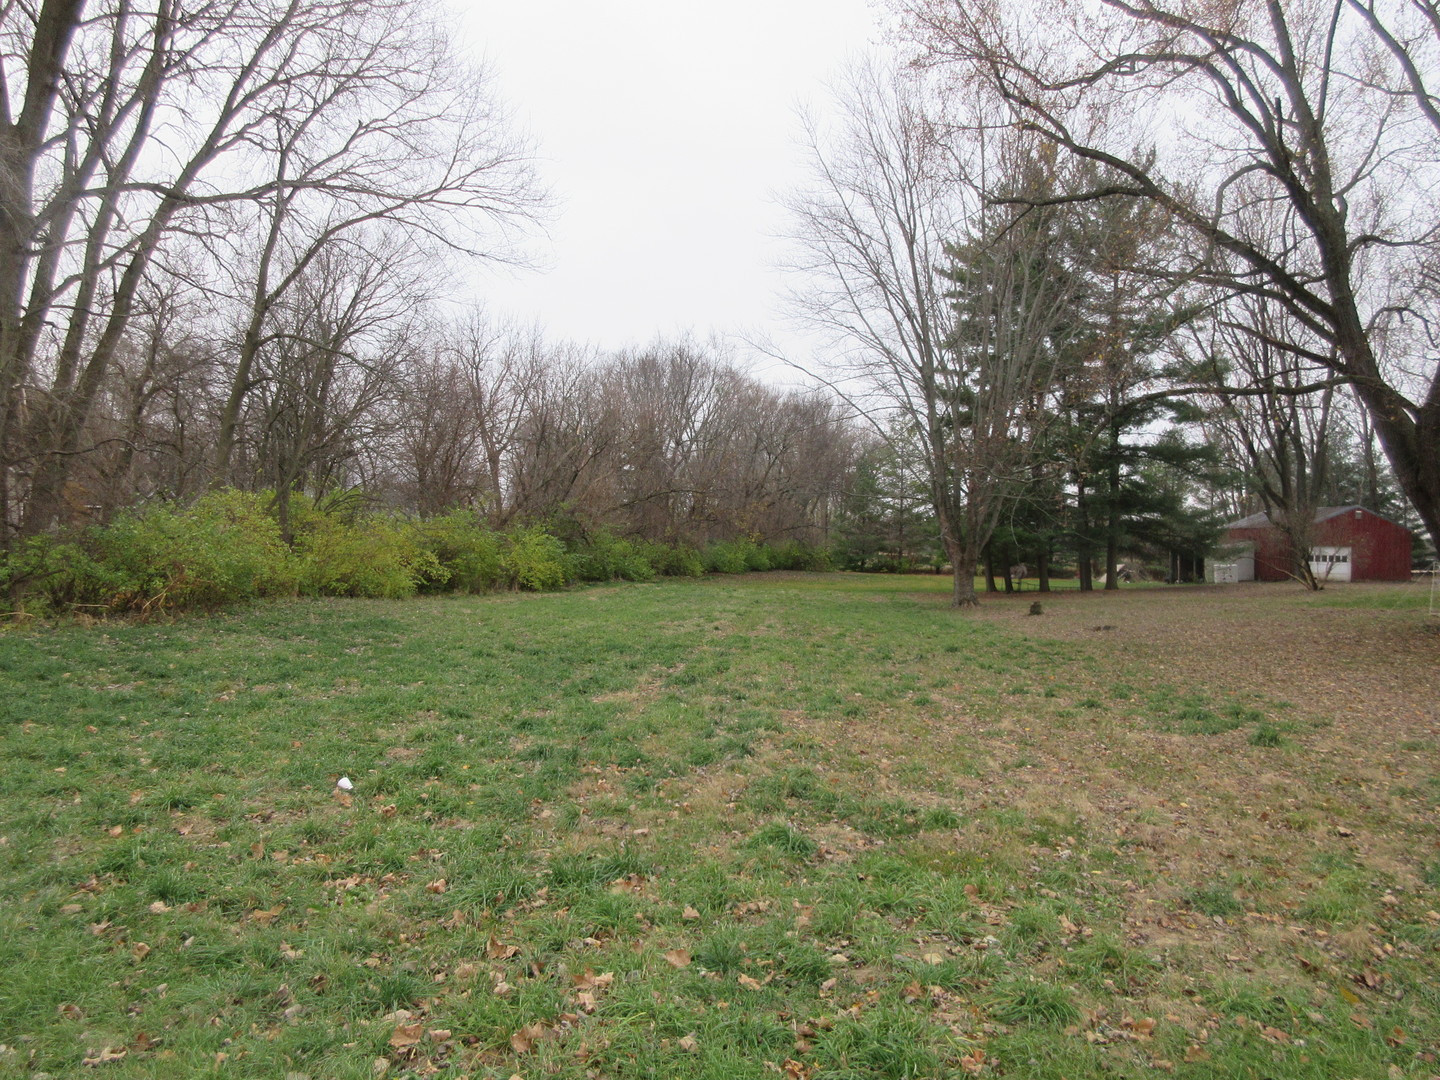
[0, 574, 1434, 1079]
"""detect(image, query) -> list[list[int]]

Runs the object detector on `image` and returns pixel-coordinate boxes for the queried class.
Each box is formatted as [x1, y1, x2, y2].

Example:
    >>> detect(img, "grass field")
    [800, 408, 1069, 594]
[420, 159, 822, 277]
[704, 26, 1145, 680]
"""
[1, 574, 1437, 1079]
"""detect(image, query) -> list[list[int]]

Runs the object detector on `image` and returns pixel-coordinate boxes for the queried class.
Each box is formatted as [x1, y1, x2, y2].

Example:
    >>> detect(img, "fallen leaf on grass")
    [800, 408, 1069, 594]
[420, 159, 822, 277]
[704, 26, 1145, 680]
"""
[1121, 1016, 1156, 1038]
[425, 878, 447, 894]
[678, 1032, 699, 1053]
[572, 969, 615, 990]
[453, 962, 480, 979]
[389, 1022, 425, 1049]
[510, 1021, 552, 1054]
[82, 1046, 127, 1066]
[682, 906, 700, 920]
[664, 948, 691, 968]
[131, 942, 151, 961]
[487, 934, 519, 960]
[738, 974, 764, 991]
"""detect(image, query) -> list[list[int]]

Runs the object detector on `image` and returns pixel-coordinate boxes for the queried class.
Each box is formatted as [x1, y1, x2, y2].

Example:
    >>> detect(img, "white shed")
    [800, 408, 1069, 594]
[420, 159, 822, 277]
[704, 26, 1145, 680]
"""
[1210, 543, 1256, 583]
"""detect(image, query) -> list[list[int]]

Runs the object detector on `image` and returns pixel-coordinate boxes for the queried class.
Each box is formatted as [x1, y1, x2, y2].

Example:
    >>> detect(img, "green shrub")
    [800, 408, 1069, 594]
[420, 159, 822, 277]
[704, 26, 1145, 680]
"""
[703, 539, 750, 574]
[292, 503, 442, 598]
[502, 526, 572, 591]
[415, 511, 505, 593]
[641, 541, 704, 577]
[0, 535, 122, 612]
[743, 538, 773, 571]
[765, 540, 834, 571]
[90, 490, 295, 610]
[569, 529, 655, 583]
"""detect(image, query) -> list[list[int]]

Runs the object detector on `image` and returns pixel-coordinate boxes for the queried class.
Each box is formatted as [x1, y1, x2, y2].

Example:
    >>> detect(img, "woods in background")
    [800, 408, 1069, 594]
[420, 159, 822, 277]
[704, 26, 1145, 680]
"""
[3, 0, 1434, 611]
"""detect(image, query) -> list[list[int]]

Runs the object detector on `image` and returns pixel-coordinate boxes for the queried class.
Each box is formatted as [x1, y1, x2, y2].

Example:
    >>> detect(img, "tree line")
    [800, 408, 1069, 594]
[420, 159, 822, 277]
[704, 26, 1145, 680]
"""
[782, 0, 1440, 602]
[0, 1, 852, 555]
[4, 0, 1432, 602]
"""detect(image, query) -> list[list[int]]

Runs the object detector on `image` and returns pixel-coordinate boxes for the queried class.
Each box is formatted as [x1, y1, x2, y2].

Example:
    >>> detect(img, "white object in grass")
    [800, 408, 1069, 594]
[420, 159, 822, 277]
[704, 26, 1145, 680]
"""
[336, 776, 354, 791]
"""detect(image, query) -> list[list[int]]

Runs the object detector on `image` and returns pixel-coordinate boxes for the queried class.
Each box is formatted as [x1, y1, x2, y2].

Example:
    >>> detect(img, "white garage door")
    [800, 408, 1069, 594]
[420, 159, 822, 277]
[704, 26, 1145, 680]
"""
[1310, 546, 1352, 582]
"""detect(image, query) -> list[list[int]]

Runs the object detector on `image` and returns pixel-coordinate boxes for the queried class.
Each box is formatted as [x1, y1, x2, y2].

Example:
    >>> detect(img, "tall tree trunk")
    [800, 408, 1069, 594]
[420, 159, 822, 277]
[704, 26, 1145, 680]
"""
[947, 535, 980, 607]
[1104, 418, 1121, 590]
[983, 541, 998, 593]
[1075, 478, 1094, 591]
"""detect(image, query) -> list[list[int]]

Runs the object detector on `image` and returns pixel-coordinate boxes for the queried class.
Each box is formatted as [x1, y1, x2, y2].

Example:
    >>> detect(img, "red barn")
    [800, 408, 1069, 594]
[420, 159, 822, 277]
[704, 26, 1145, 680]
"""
[1218, 505, 1411, 582]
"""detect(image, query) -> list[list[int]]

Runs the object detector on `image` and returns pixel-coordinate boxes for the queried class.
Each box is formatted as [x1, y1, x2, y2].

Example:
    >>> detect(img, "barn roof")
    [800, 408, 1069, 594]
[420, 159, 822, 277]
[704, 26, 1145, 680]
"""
[1222, 505, 1401, 530]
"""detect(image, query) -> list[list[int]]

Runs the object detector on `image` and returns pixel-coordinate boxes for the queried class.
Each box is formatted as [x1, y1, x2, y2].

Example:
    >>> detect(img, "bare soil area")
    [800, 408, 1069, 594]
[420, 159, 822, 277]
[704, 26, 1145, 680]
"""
[970, 581, 1440, 734]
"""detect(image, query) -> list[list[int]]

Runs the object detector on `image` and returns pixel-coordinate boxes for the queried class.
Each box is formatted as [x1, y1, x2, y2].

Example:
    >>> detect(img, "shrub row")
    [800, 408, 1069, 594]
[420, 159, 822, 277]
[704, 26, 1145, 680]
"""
[0, 491, 833, 614]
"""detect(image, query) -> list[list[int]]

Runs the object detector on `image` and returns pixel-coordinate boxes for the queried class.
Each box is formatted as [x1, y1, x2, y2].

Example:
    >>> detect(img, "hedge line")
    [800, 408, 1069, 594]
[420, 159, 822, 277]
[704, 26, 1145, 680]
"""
[0, 490, 832, 615]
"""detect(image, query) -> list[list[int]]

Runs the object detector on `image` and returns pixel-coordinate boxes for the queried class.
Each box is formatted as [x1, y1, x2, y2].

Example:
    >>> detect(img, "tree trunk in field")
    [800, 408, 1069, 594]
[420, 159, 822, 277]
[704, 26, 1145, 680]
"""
[948, 537, 980, 607]
[1104, 419, 1121, 590]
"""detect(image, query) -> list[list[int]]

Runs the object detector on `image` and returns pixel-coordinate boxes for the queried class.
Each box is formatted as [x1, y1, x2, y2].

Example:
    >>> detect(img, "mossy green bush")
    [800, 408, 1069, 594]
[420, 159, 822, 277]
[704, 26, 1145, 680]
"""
[84, 490, 294, 610]
[702, 539, 751, 574]
[415, 510, 505, 593]
[291, 503, 442, 598]
[569, 529, 655, 582]
[641, 540, 705, 577]
[501, 526, 573, 591]
[766, 540, 833, 571]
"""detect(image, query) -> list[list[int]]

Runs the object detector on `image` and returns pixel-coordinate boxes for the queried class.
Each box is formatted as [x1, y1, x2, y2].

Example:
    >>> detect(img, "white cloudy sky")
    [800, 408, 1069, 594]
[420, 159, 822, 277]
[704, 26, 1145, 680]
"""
[452, 0, 884, 364]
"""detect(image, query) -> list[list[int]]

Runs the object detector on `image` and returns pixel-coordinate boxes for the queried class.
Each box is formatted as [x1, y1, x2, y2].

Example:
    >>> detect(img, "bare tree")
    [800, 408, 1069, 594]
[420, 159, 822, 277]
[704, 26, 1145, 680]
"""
[0, 0, 541, 539]
[380, 313, 548, 518]
[238, 231, 422, 539]
[895, 0, 1440, 557]
[785, 60, 1081, 605]
[1198, 295, 1337, 587]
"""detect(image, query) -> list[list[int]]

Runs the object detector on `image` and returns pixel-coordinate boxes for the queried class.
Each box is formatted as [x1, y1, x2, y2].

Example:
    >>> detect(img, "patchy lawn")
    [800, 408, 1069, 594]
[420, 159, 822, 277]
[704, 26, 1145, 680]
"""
[1, 575, 1437, 1079]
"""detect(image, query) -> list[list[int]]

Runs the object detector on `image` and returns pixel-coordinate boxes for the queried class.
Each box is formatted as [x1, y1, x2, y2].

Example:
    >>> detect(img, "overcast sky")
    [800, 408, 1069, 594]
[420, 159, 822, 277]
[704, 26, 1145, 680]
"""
[453, 0, 884, 367]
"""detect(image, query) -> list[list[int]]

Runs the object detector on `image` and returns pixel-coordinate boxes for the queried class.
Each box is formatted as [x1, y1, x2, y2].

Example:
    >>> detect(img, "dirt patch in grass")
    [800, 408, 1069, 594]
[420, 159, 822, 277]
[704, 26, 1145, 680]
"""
[968, 582, 1439, 729]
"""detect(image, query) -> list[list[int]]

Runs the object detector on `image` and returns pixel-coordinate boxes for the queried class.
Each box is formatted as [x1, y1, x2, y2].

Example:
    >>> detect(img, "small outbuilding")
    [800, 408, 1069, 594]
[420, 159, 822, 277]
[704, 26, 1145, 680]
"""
[1215, 505, 1411, 583]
